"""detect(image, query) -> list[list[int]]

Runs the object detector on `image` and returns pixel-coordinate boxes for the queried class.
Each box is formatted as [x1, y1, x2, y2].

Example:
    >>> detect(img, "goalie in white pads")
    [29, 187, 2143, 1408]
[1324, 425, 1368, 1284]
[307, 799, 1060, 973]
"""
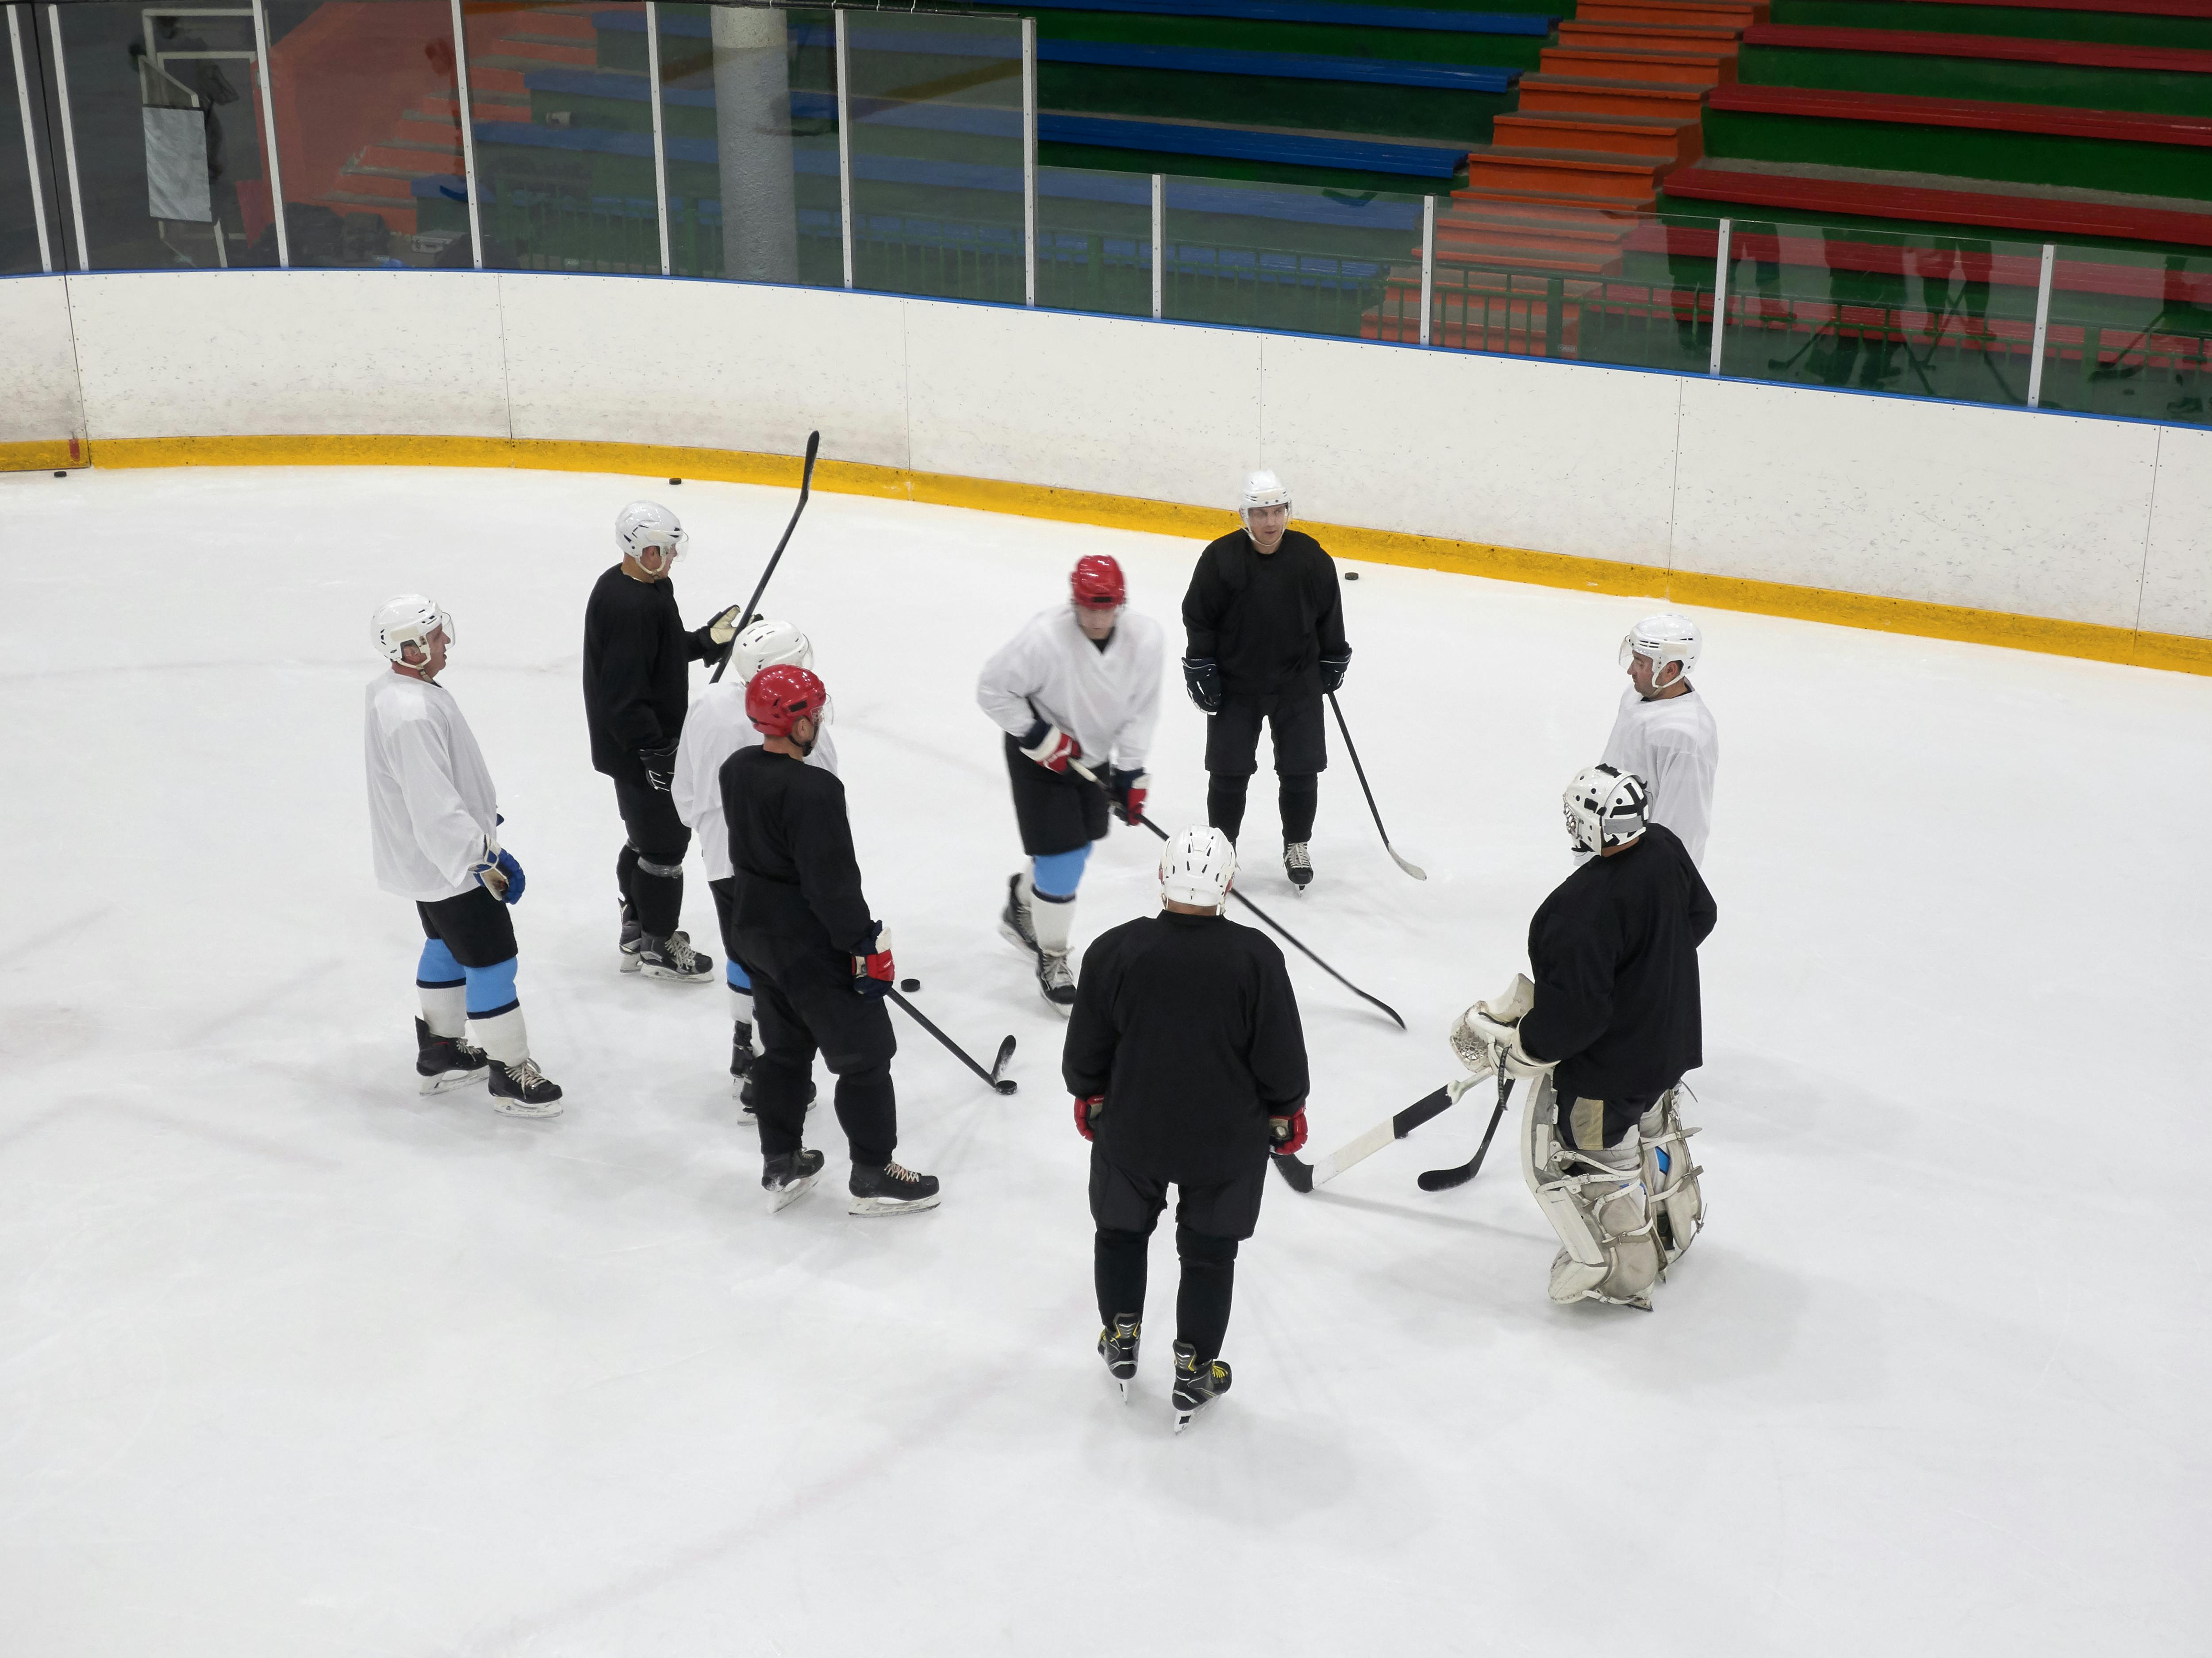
[364, 596, 563, 1116]
[1454, 765, 1715, 1308]
[976, 554, 1164, 1010]
[672, 618, 839, 1114]
[1602, 613, 1718, 867]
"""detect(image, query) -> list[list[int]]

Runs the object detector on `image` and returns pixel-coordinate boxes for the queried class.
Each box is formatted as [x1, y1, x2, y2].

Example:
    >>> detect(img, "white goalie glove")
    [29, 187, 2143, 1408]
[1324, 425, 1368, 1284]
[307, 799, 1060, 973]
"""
[1448, 973, 1554, 1081]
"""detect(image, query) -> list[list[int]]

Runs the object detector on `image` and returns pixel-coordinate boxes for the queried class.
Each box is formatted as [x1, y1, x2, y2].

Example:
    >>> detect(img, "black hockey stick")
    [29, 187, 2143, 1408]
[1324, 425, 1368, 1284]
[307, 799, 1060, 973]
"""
[1271, 1077, 1468, 1193]
[1418, 1070, 1515, 1192]
[887, 988, 1017, 1095]
[1064, 761, 1404, 1029]
[710, 430, 822, 684]
[1327, 692, 1425, 881]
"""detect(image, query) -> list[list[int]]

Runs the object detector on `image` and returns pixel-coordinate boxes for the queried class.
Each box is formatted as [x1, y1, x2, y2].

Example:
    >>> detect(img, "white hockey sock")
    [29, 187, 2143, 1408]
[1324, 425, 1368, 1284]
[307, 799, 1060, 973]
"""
[468, 1005, 530, 1068]
[419, 982, 467, 1040]
[1032, 889, 1076, 956]
[728, 983, 754, 1031]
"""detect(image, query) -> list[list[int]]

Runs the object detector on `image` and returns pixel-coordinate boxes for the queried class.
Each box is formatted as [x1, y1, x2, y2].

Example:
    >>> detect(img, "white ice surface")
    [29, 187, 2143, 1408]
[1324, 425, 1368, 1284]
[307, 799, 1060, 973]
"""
[0, 465, 2206, 1656]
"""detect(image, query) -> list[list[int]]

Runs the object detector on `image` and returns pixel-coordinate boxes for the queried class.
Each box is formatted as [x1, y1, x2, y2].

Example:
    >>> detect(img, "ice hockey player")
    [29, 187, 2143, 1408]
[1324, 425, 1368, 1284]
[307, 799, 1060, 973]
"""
[673, 617, 840, 1114]
[1453, 766, 1715, 1310]
[1602, 613, 1718, 867]
[364, 595, 563, 1116]
[976, 554, 1164, 1010]
[582, 500, 743, 982]
[721, 663, 940, 1216]
[1065, 826, 1309, 1430]
[1180, 470, 1350, 891]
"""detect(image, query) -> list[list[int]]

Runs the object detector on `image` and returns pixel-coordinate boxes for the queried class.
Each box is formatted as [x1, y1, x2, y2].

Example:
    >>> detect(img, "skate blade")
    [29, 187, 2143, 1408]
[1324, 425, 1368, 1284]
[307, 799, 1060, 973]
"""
[1114, 1376, 1131, 1404]
[998, 917, 1041, 961]
[618, 950, 641, 974]
[847, 1191, 943, 1217]
[767, 1173, 818, 1213]
[640, 964, 714, 984]
[419, 1069, 487, 1096]
[491, 1095, 563, 1119]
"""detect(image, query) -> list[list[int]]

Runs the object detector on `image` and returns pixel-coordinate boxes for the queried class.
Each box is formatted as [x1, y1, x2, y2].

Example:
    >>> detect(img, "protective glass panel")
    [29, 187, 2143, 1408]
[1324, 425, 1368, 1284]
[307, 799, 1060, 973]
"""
[3, 4, 53, 273]
[844, 10, 1024, 304]
[2032, 246, 2212, 427]
[458, 0, 655, 273]
[1714, 218, 2050, 411]
[1160, 174, 1423, 340]
[652, 3, 836, 285]
[261, 0, 464, 269]
[1034, 162, 1148, 317]
[53, 0, 280, 269]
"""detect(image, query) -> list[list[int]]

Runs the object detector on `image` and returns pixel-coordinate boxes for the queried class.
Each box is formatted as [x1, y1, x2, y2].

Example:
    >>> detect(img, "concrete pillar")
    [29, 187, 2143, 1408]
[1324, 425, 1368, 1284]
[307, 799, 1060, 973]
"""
[711, 5, 797, 284]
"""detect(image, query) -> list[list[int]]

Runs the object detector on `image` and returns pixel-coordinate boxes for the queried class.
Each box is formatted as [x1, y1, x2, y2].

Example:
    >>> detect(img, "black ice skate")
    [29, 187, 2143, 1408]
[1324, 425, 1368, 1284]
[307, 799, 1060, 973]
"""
[617, 900, 643, 973]
[848, 1159, 942, 1217]
[1036, 950, 1076, 1013]
[487, 1057, 564, 1118]
[998, 873, 1041, 961]
[762, 1147, 825, 1212]
[1098, 1314, 1141, 1402]
[637, 931, 715, 984]
[1171, 1341, 1232, 1433]
[1284, 842, 1313, 891]
[414, 1017, 488, 1095]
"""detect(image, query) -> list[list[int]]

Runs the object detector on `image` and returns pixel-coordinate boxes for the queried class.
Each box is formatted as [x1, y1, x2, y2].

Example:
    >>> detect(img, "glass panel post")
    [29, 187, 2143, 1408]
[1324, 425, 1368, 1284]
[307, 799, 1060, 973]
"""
[44, 5, 83, 269]
[645, 0, 668, 276]
[248, 0, 288, 267]
[1707, 216, 1731, 377]
[2027, 242, 2055, 410]
[833, 5, 850, 289]
[446, 0, 479, 268]
[1150, 171, 1161, 320]
[1418, 194, 1434, 347]
[8, 4, 52, 271]
[1021, 15, 1034, 308]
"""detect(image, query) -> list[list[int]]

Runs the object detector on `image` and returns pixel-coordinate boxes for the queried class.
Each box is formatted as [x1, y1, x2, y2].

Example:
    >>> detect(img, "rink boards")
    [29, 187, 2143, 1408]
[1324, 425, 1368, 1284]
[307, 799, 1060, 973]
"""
[1, 267, 2206, 673]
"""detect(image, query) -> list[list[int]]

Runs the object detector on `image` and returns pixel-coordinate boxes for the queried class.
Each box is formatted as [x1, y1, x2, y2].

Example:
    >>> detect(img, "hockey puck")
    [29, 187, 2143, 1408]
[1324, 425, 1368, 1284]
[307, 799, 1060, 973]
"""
[53, 471, 65, 479]
[1344, 569, 1359, 580]
[668, 477, 682, 485]
[899, 977, 920, 992]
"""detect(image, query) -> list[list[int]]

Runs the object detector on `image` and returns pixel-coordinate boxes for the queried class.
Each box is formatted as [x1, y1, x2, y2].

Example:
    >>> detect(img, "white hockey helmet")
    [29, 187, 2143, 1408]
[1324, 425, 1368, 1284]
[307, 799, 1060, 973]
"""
[1239, 469, 1291, 529]
[731, 616, 814, 685]
[1160, 825, 1238, 910]
[1563, 764, 1650, 855]
[1619, 612, 1701, 688]
[615, 500, 688, 567]
[372, 593, 453, 665]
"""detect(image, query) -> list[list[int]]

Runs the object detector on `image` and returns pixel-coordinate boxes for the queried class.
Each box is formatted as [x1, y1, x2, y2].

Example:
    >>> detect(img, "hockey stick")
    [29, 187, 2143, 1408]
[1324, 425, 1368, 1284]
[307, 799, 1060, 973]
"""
[1417, 1069, 1515, 1192]
[1065, 761, 1405, 1031]
[710, 430, 822, 685]
[887, 988, 1017, 1095]
[1327, 692, 1425, 881]
[1270, 1073, 1478, 1193]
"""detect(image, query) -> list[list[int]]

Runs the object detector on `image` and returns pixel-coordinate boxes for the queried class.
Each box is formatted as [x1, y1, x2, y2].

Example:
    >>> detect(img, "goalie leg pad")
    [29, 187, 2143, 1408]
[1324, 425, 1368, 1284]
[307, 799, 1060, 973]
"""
[1520, 1076, 1662, 1309]
[1639, 1088, 1704, 1267]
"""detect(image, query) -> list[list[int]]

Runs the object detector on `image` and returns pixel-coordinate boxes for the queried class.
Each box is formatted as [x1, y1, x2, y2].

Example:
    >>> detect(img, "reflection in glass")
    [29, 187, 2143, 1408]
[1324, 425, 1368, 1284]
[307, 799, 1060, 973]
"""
[2032, 247, 2212, 427]
[4, 4, 53, 273]
[1034, 163, 1147, 318]
[1161, 174, 1421, 340]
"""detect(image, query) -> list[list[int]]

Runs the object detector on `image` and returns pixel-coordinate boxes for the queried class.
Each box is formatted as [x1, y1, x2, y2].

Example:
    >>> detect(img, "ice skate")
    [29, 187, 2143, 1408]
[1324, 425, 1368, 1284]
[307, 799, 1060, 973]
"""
[487, 1057, 564, 1118]
[617, 899, 642, 973]
[1036, 950, 1076, 1014]
[1171, 1341, 1232, 1432]
[414, 1016, 488, 1095]
[762, 1147, 825, 1212]
[1284, 842, 1313, 891]
[998, 872, 1041, 961]
[637, 931, 714, 984]
[1098, 1314, 1141, 1402]
[848, 1158, 942, 1216]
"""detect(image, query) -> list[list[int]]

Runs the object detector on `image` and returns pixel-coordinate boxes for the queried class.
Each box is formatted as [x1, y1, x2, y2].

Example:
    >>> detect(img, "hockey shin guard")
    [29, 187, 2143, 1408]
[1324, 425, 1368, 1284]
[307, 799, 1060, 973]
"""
[1279, 773, 1319, 844]
[1175, 1227, 1239, 1362]
[631, 854, 684, 939]
[417, 939, 467, 1038]
[467, 1004, 530, 1068]
[1206, 774, 1251, 845]
[1094, 1227, 1150, 1329]
[1031, 889, 1076, 957]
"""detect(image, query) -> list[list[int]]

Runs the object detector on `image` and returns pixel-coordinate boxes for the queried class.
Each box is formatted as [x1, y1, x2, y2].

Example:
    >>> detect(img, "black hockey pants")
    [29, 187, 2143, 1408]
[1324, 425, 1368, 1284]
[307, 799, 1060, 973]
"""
[1089, 1151, 1264, 1362]
[746, 952, 899, 1168]
[1207, 773, 1318, 846]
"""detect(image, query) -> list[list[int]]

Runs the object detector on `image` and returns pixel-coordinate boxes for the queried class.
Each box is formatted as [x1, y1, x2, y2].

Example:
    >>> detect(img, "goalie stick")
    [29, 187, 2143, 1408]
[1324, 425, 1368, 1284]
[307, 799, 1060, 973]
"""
[1271, 1073, 1482, 1193]
[710, 430, 822, 684]
[1417, 1067, 1516, 1192]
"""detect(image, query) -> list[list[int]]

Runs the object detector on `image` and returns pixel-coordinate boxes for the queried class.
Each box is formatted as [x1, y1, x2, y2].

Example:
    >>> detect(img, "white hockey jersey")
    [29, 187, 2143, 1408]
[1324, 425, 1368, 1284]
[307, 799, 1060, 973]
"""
[975, 607, 1164, 772]
[672, 679, 841, 883]
[1601, 683, 1719, 866]
[363, 671, 499, 902]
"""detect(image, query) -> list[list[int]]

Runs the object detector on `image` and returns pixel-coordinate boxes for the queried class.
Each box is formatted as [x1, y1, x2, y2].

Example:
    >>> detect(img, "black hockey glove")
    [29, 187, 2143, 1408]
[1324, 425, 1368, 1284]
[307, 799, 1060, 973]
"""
[638, 742, 679, 792]
[1182, 657, 1224, 715]
[1319, 648, 1352, 695]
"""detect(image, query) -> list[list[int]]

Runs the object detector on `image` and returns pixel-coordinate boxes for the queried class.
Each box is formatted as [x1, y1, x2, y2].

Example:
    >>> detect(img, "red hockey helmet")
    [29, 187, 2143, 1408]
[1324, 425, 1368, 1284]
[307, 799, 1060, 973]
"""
[1070, 554, 1126, 611]
[746, 663, 828, 736]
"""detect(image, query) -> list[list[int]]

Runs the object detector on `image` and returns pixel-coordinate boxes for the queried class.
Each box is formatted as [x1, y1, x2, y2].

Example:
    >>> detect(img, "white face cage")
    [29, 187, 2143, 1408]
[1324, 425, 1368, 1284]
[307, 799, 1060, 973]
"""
[1563, 765, 1649, 854]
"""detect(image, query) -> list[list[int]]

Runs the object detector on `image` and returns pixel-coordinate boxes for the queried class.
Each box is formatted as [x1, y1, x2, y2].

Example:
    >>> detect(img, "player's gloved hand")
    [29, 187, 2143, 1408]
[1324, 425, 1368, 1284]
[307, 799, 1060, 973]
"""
[1448, 973, 1536, 1074]
[638, 742, 678, 792]
[851, 922, 895, 998]
[1319, 648, 1352, 695]
[1182, 657, 1224, 715]
[1020, 722, 1082, 774]
[1270, 1105, 1309, 1156]
[1073, 1094, 1103, 1142]
[1110, 767, 1150, 827]
[1459, 1008, 1555, 1080]
[707, 604, 744, 646]
[480, 847, 526, 904]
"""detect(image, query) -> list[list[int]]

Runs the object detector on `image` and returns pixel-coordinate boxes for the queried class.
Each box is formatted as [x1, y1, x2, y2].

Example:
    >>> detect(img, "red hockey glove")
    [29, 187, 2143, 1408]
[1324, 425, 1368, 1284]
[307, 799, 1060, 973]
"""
[1110, 767, 1150, 827]
[1270, 1106, 1309, 1156]
[1020, 722, 1081, 774]
[1074, 1094, 1103, 1142]
[851, 922, 895, 999]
